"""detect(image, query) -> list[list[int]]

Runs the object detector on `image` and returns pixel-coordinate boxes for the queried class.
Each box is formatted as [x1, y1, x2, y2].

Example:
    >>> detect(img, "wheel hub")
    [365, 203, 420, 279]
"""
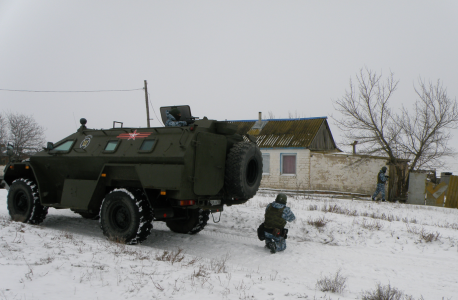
[14, 191, 28, 213]
[112, 205, 130, 230]
[246, 158, 258, 186]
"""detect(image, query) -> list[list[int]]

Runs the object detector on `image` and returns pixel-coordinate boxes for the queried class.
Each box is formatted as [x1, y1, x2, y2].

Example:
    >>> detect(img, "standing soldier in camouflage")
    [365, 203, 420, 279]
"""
[165, 108, 194, 127]
[372, 166, 389, 202]
[264, 193, 295, 254]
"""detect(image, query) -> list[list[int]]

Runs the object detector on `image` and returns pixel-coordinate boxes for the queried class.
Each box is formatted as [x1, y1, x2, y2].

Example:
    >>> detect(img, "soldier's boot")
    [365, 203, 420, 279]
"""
[371, 197, 375, 201]
[382, 199, 386, 202]
[267, 242, 277, 254]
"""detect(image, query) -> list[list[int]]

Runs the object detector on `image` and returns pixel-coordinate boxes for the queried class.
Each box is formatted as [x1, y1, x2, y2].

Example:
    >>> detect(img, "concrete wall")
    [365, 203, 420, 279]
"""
[407, 172, 427, 205]
[310, 153, 388, 194]
[260, 149, 310, 190]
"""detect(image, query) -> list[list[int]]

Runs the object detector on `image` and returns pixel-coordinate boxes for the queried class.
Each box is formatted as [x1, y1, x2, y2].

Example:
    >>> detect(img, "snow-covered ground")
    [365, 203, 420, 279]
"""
[0, 190, 457, 300]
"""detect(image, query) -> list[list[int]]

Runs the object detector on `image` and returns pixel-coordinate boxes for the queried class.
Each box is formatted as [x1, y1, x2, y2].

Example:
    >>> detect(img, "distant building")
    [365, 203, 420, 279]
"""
[230, 114, 392, 196]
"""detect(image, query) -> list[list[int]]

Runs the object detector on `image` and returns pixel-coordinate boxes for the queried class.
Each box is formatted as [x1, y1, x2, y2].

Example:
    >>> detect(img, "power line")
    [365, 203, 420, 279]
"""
[148, 92, 163, 126]
[0, 88, 143, 93]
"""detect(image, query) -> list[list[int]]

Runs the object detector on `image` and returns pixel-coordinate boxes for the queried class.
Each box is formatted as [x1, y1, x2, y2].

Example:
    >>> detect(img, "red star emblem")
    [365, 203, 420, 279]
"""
[128, 130, 139, 140]
[117, 130, 152, 140]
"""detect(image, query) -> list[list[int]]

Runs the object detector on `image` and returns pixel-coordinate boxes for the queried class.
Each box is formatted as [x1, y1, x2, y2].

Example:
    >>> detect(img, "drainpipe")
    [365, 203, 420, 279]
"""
[309, 151, 311, 190]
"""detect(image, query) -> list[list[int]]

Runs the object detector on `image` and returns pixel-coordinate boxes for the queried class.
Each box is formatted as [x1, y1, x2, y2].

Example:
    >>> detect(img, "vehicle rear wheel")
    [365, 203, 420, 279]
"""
[99, 188, 153, 244]
[225, 142, 263, 200]
[166, 208, 209, 234]
[7, 178, 48, 224]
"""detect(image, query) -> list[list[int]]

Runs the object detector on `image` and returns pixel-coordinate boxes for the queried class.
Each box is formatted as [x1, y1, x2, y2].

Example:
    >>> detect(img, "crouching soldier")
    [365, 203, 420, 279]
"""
[264, 193, 295, 254]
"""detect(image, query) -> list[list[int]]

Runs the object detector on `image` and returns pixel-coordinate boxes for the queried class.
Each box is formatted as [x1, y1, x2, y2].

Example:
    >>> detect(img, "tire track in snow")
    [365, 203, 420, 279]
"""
[152, 222, 262, 246]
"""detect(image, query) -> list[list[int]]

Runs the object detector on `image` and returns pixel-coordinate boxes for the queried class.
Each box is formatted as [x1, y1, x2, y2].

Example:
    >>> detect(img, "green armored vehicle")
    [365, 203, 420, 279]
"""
[3, 106, 262, 244]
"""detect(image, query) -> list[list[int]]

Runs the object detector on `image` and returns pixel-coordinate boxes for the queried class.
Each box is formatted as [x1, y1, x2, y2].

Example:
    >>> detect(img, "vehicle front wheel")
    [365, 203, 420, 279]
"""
[99, 189, 153, 244]
[7, 178, 48, 224]
[166, 208, 210, 234]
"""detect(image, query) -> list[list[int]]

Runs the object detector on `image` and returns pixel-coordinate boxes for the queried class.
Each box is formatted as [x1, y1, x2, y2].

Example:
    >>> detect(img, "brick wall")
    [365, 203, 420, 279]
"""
[310, 153, 388, 194]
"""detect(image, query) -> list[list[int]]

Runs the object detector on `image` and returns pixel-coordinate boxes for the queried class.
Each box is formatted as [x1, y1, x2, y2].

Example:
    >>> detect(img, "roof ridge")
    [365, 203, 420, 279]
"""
[228, 116, 327, 122]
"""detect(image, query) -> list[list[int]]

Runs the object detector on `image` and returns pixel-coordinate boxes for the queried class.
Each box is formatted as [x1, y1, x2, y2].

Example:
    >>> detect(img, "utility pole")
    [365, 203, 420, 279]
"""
[144, 80, 150, 128]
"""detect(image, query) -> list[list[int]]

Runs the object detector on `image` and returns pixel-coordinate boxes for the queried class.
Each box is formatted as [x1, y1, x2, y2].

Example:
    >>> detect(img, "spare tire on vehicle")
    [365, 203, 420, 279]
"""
[224, 141, 263, 200]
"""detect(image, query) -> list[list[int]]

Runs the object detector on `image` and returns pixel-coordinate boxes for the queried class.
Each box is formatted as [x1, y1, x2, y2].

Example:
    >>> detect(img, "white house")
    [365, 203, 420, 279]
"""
[230, 115, 391, 195]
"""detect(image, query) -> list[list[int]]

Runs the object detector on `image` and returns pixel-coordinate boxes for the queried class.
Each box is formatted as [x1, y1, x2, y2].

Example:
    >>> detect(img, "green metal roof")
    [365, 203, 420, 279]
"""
[229, 117, 333, 149]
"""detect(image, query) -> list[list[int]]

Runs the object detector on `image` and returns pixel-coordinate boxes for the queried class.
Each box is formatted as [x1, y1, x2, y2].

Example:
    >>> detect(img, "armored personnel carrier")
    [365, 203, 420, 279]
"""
[3, 106, 262, 244]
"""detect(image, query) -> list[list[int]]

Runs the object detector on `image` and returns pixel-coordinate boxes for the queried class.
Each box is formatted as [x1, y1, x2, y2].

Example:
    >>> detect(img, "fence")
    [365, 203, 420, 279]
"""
[408, 173, 458, 208]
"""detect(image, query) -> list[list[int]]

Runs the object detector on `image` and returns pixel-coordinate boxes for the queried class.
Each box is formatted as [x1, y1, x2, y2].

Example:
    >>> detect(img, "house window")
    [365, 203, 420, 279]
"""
[281, 154, 296, 175]
[262, 153, 270, 174]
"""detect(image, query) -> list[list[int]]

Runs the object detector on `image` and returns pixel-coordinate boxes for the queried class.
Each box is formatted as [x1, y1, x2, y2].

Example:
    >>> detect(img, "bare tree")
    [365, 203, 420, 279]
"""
[333, 68, 458, 172]
[333, 67, 400, 162]
[288, 110, 302, 119]
[267, 111, 276, 119]
[0, 113, 6, 146]
[397, 79, 458, 171]
[6, 112, 46, 158]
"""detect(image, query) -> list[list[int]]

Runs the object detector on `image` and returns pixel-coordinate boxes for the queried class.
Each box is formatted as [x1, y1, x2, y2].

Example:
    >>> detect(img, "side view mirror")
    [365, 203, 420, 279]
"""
[46, 142, 54, 150]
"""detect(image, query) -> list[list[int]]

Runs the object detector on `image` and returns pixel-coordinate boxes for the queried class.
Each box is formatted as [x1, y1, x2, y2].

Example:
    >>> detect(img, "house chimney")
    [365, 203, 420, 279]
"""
[351, 141, 358, 154]
[258, 112, 262, 122]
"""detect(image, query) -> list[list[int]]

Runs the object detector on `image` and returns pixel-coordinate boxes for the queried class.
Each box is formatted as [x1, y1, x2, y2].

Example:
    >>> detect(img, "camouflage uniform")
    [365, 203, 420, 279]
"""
[372, 169, 388, 201]
[264, 202, 295, 252]
[165, 110, 187, 127]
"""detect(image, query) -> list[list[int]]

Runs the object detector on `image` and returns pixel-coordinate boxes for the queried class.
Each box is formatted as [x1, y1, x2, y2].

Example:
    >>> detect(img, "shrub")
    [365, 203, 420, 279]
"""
[316, 270, 347, 294]
[406, 225, 441, 242]
[419, 228, 440, 242]
[307, 216, 328, 228]
[405, 224, 419, 235]
[360, 219, 384, 231]
[361, 283, 417, 300]
[380, 213, 395, 222]
[209, 253, 230, 273]
[155, 248, 185, 265]
[308, 204, 318, 211]
[322, 204, 342, 214]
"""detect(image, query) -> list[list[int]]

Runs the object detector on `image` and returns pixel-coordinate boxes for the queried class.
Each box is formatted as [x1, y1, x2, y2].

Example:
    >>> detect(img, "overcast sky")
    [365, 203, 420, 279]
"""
[1, 1, 458, 169]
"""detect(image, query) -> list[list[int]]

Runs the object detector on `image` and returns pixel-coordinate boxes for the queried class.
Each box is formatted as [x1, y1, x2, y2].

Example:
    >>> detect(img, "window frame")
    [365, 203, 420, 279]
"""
[138, 139, 157, 153]
[103, 140, 122, 154]
[262, 153, 270, 175]
[49, 139, 76, 154]
[280, 153, 297, 176]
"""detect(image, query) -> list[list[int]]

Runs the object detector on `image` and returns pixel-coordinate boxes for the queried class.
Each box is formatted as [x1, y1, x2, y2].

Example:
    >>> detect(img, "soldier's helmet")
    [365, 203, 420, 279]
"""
[170, 108, 181, 120]
[275, 193, 287, 205]
[381, 166, 387, 173]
